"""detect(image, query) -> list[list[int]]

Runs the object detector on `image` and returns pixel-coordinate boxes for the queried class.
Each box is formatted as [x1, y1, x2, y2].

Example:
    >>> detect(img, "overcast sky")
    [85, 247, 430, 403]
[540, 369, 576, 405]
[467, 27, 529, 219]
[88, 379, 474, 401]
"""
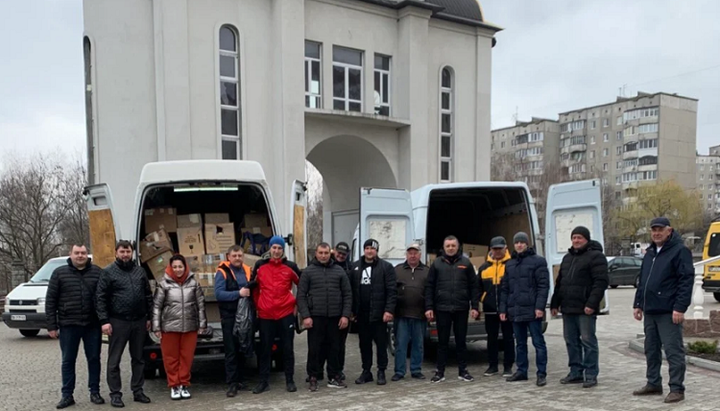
[0, 0, 717, 163]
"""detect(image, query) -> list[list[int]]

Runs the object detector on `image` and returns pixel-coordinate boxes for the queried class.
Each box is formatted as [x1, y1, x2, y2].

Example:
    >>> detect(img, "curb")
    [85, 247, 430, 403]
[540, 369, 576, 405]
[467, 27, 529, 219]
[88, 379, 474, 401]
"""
[628, 338, 720, 373]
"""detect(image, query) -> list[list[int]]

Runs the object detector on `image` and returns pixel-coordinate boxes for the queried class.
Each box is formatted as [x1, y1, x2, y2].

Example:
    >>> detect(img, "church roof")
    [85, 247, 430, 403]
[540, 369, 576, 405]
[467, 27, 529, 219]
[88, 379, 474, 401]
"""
[356, 0, 501, 31]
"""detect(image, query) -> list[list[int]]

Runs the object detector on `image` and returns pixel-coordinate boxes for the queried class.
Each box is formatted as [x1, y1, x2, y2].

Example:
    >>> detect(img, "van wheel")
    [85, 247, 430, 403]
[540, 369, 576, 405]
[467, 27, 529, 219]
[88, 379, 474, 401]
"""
[714, 293, 720, 303]
[610, 285, 619, 289]
[20, 329, 40, 337]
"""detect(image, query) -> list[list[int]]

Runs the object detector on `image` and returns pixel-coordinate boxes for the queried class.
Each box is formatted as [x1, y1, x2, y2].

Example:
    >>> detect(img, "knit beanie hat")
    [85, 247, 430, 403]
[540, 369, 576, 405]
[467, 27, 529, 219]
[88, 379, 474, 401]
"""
[269, 235, 286, 248]
[363, 238, 379, 251]
[513, 232, 529, 245]
[571, 226, 591, 241]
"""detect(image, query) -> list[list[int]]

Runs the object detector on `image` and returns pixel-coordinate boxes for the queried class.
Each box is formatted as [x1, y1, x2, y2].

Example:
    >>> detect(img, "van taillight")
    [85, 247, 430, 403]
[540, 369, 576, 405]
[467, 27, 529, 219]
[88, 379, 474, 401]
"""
[149, 352, 158, 360]
[430, 329, 438, 336]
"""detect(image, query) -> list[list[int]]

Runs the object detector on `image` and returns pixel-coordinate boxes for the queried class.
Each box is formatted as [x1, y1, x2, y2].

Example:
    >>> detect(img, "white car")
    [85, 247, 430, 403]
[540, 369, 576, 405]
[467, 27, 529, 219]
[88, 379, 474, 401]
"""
[2, 257, 67, 337]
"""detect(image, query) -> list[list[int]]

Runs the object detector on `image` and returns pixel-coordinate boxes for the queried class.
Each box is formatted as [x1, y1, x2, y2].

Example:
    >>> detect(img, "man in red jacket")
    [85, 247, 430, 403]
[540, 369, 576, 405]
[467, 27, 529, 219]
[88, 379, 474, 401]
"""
[248, 236, 301, 394]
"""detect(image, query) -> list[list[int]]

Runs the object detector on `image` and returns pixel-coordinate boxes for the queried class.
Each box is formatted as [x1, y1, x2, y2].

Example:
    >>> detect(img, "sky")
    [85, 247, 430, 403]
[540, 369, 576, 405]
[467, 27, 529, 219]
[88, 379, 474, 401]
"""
[0, 0, 717, 164]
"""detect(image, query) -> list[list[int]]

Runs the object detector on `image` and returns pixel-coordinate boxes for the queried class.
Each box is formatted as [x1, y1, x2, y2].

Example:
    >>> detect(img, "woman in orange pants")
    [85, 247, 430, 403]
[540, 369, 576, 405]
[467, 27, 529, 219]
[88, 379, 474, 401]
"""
[152, 254, 206, 400]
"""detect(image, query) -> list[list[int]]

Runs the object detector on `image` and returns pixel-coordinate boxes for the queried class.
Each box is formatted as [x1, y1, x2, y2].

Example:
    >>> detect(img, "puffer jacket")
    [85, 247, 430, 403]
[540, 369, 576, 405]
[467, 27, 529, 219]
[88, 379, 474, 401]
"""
[478, 250, 511, 314]
[350, 258, 397, 322]
[297, 259, 352, 319]
[248, 256, 301, 320]
[96, 259, 153, 324]
[550, 240, 609, 314]
[45, 258, 103, 331]
[633, 231, 694, 315]
[152, 266, 207, 333]
[499, 248, 549, 322]
[425, 253, 480, 313]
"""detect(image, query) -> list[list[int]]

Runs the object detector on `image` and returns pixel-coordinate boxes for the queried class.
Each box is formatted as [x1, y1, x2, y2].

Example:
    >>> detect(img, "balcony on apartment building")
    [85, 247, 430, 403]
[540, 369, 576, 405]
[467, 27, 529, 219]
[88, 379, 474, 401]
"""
[622, 147, 639, 160]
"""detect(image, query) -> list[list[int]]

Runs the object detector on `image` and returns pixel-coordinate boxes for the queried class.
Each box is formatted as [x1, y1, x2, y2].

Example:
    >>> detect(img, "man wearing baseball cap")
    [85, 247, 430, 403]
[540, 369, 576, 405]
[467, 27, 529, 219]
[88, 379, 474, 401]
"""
[632, 217, 693, 403]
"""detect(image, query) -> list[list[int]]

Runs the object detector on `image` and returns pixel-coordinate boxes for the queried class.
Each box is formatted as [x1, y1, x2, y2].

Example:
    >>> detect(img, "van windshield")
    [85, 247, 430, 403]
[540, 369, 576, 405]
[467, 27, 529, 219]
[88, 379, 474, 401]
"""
[30, 259, 67, 283]
[709, 232, 720, 258]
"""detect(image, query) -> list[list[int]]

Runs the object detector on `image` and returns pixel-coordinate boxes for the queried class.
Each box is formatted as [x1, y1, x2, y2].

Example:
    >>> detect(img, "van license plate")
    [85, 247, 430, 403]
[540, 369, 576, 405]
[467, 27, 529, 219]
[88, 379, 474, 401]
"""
[11, 315, 26, 321]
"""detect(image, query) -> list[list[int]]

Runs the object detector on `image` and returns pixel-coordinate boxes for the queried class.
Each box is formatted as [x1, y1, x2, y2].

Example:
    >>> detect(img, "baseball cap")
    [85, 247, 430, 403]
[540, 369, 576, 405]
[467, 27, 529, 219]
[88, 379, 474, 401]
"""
[650, 217, 671, 228]
[335, 242, 350, 254]
[489, 236, 507, 249]
[406, 243, 421, 251]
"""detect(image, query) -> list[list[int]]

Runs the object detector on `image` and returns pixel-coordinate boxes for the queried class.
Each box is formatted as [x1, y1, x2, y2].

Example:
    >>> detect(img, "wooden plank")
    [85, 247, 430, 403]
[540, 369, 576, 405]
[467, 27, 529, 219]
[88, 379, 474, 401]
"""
[88, 208, 116, 268]
[293, 204, 307, 269]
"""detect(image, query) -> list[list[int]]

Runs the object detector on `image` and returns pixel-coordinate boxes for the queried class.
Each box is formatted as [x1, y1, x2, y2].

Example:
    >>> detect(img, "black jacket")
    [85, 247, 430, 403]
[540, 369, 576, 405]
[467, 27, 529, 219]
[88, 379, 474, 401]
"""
[96, 259, 153, 324]
[425, 253, 480, 313]
[350, 258, 397, 322]
[395, 261, 429, 319]
[633, 231, 694, 315]
[45, 259, 103, 331]
[499, 248, 549, 322]
[478, 250, 511, 314]
[550, 240, 609, 314]
[297, 259, 352, 319]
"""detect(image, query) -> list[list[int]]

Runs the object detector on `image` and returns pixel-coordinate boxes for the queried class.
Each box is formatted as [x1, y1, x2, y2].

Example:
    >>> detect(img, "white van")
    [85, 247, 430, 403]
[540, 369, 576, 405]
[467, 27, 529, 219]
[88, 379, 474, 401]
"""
[84, 160, 307, 377]
[352, 179, 608, 348]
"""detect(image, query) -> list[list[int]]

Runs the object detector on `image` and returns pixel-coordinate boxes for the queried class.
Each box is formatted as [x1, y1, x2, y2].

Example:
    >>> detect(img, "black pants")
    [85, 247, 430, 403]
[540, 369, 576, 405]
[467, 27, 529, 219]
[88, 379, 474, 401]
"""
[436, 310, 469, 374]
[107, 318, 146, 398]
[258, 315, 295, 383]
[221, 317, 246, 385]
[305, 324, 350, 378]
[485, 313, 515, 368]
[307, 316, 342, 379]
[59, 325, 102, 397]
[357, 313, 388, 372]
[644, 313, 686, 392]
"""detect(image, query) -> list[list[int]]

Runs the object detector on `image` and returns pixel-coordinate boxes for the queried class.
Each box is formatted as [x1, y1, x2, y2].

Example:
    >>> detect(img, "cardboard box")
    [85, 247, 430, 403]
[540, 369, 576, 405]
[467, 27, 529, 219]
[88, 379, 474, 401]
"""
[200, 254, 224, 273]
[139, 229, 174, 263]
[177, 226, 205, 257]
[244, 253, 261, 268]
[463, 244, 489, 271]
[427, 253, 437, 264]
[196, 272, 215, 288]
[146, 251, 174, 281]
[242, 213, 268, 228]
[204, 213, 230, 224]
[177, 214, 203, 228]
[144, 207, 177, 233]
[185, 256, 202, 273]
[205, 223, 236, 254]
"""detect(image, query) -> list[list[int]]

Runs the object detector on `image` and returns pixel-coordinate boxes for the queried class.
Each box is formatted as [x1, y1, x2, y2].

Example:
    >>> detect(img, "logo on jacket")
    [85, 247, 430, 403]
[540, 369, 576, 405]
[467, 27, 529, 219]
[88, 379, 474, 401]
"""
[361, 267, 372, 285]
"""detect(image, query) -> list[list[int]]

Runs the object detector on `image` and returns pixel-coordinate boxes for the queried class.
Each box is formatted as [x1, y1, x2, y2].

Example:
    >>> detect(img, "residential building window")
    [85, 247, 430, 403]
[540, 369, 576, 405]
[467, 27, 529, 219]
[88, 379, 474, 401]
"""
[374, 54, 391, 115]
[616, 146, 622, 155]
[590, 120, 596, 130]
[529, 132, 544, 142]
[616, 131, 623, 140]
[624, 159, 638, 168]
[616, 161, 622, 170]
[701, 174, 704, 180]
[623, 107, 658, 122]
[603, 148, 609, 157]
[219, 25, 241, 160]
[617, 116, 622, 125]
[623, 172, 638, 182]
[603, 133, 609, 142]
[440, 67, 454, 182]
[590, 135, 596, 144]
[603, 119, 609, 128]
[591, 165, 595, 172]
[501, 141, 505, 148]
[333, 46, 363, 112]
[616, 176, 621, 185]
[615, 191, 621, 199]
[639, 156, 657, 166]
[625, 142, 638, 152]
[590, 150, 595, 159]
[603, 163, 608, 171]
[638, 138, 658, 149]
[305, 41, 322, 108]
[637, 123, 659, 134]
[641, 170, 657, 181]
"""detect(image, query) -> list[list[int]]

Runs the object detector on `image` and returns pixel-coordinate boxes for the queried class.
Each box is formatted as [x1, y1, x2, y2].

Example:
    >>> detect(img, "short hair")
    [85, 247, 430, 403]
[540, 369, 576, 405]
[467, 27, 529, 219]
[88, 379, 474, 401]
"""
[443, 235, 459, 244]
[316, 242, 331, 251]
[169, 254, 187, 267]
[115, 240, 133, 251]
[71, 244, 88, 251]
[227, 245, 244, 254]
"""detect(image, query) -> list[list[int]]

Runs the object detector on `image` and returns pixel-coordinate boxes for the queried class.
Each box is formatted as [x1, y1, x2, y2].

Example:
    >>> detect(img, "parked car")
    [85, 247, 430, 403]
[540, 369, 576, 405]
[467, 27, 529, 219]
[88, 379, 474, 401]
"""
[606, 256, 642, 288]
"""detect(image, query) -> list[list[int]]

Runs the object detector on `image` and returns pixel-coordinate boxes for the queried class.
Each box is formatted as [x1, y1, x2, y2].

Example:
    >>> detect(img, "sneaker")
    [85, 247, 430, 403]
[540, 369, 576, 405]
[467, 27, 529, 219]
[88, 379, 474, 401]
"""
[502, 367, 513, 378]
[536, 376, 547, 387]
[583, 379, 597, 389]
[110, 396, 124, 408]
[170, 387, 181, 401]
[286, 381, 297, 393]
[90, 393, 105, 405]
[327, 377, 347, 389]
[253, 381, 269, 394]
[632, 385, 663, 396]
[309, 377, 318, 392]
[355, 371, 373, 384]
[483, 366, 499, 376]
[506, 372, 528, 382]
[226, 384, 238, 398]
[411, 372, 426, 380]
[391, 373, 404, 382]
[458, 371, 474, 382]
[133, 392, 151, 403]
[56, 397, 75, 409]
[377, 370, 387, 385]
[430, 371, 445, 383]
[180, 386, 191, 399]
[560, 374, 584, 385]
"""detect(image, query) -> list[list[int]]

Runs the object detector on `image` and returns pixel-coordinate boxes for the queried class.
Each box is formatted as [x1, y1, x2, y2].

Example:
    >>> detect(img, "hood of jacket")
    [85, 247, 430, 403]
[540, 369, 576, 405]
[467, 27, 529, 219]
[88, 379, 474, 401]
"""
[647, 230, 683, 253]
[164, 262, 189, 284]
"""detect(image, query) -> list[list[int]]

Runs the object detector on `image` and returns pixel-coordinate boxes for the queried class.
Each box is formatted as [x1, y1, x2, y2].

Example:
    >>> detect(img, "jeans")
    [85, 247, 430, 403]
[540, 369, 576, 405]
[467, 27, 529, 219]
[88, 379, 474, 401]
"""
[107, 318, 147, 397]
[59, 325, 102, 398]
[221, 317, 246, 385]
[562, 314, 599, 380]
[258, 315, 295, 383]
[307, 316, 342, 379]
[513, 319, 547, 377]
[357, 312, 389, 372]
[485, 314, 515, 369]
[436, 310, 469, 374]
[394, 318, 425, 376]
[644, 313, 686, 392]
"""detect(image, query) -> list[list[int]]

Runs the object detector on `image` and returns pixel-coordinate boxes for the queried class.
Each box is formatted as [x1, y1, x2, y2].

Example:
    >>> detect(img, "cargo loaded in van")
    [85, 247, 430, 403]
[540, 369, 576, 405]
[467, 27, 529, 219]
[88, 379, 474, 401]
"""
[84, 160, 307, 378]
[354, 179, 607, 354]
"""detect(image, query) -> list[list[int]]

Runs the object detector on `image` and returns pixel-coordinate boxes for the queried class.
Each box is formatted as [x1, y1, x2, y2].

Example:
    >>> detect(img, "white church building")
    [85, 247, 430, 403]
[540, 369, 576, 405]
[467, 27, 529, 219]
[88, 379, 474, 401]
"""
[83, 0, 500, 244]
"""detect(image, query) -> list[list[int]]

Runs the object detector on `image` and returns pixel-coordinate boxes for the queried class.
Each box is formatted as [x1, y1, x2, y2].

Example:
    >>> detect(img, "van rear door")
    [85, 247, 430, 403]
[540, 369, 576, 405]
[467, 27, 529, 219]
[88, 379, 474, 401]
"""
[359, 188, 415, 267]
[288, 180, 308, 269]
[544, 179, 609, 314]
[84, 184, 121, 268]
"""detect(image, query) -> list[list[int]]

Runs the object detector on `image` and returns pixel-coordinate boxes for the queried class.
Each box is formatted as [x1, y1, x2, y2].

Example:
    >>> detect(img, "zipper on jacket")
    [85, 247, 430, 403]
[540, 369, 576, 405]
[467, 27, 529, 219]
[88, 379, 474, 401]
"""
[642, 253, 659, 310]
[494, 260, 500, 312]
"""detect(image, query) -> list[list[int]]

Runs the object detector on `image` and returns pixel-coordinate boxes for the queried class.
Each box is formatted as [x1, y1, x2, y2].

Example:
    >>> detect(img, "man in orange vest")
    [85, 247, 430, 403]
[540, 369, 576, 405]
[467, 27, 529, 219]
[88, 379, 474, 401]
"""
[214, 245, 252, 398]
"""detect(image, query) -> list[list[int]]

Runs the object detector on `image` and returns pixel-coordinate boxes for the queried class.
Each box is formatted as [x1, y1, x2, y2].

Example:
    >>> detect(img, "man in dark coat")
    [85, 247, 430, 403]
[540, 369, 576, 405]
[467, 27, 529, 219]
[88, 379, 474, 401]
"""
[632, 218, 694, 404]
[551, 226, 609, 388]
[499, 232, 549, 387]
[350, 238, 396, 386]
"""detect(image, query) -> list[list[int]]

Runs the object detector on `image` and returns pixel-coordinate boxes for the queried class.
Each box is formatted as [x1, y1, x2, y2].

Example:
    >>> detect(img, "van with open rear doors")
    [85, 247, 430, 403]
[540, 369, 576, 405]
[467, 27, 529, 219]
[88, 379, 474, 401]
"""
[84, 160, 307, 378]
[353, 180, 608, 354]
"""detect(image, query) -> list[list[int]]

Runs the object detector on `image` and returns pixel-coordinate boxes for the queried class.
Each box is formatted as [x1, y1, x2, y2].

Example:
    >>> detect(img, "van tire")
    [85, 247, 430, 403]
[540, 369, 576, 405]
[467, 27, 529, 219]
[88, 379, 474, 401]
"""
[714, 293, 720, 303]
[20, 329, 40, 337]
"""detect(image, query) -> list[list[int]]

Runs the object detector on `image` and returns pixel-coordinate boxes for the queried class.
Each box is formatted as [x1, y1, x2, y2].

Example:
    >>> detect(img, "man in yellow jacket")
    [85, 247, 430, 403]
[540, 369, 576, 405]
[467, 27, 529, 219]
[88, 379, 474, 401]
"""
[478, 236, 514, 377]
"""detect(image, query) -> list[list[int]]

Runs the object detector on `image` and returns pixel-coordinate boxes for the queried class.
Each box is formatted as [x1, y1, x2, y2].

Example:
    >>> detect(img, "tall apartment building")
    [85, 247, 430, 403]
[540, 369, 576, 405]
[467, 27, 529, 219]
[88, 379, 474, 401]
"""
[697, 148, 720, 214]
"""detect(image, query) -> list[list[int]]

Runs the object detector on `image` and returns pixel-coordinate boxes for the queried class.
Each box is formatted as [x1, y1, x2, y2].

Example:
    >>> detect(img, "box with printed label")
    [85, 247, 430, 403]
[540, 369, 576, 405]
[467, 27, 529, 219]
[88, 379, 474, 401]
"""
[177, 226, 205, 257]
[205, 223, 236, 254]
[177, 214, 203, 228]
[144, 207, 177, 234]
[146, 251, 174, 282]
[139, 229, 174, 263]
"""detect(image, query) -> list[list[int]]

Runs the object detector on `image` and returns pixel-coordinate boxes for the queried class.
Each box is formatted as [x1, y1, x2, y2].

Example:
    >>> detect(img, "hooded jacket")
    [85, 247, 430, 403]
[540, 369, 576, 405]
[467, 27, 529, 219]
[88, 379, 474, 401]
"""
[297, 259, 352, 319]
[633, 231, 694, 315]
[424, 253, 480, 313]
[550, 240, 609, 314]
[499, 248, 549, 322]
[152, 264, 207, 333]
[248, 256, 301, 320]
[478, 250, 511, 314]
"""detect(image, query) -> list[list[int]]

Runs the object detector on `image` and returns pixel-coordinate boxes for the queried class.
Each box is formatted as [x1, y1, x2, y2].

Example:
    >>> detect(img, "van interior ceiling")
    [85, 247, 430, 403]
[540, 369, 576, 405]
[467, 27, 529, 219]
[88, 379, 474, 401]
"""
[426, 187, 533, 257]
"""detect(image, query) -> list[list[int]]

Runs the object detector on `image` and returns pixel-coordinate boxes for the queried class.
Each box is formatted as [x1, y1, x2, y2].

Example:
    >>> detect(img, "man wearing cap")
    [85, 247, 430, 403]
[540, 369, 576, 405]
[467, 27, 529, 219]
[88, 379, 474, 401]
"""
[425, 235, 480, 383]
[391, 243, 430, 381]
[350, 239, 396, 385]
[247, 236, 301, 394]
[632, 217, 693, 404]
[478, 236, 515, 378]
[499, 232, 549, 387]
[551, 226, 609, 388]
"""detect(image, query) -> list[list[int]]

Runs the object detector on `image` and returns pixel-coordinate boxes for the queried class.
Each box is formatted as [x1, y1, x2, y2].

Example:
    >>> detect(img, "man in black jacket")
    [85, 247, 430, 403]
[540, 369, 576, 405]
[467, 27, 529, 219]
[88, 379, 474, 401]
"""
[350, 238, 396, 385]
[424, 235, 480, 383]
[96, 241, 153, 407]
[298, 243, 352, 391]
[333, 241, 352, 380]
[550, 226, 609, 388]
[632, 218, 694, 404]
[46, 245, 105, 409]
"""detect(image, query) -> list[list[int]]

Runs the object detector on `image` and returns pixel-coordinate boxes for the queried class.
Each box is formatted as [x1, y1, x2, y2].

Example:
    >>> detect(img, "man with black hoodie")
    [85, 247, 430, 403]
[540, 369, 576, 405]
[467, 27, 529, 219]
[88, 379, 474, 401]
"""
[632, 217, 694, 404]
[550, 226, 609, 388]
[350, 238, 396, 385]
[96, 241, 153, 407]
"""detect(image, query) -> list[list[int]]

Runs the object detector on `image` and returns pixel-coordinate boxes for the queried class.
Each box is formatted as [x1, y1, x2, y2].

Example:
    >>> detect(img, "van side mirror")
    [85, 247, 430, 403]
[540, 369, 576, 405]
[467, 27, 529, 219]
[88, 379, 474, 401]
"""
[285, 234, 294, 246]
